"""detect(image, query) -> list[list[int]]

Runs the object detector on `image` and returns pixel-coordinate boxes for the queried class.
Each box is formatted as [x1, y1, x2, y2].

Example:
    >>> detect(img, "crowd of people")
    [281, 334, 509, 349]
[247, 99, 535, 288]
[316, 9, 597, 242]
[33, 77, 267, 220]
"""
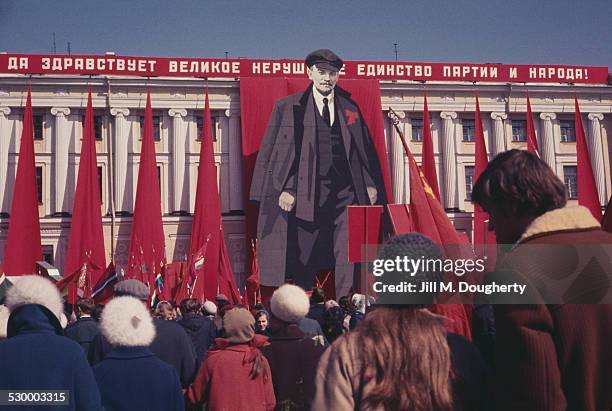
[1, 149, 611, 411]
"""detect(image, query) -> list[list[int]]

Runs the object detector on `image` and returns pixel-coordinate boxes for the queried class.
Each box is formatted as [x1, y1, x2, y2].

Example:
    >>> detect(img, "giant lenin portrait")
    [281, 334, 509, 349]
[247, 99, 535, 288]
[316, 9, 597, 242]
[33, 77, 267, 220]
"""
[245, 49, 391, 298]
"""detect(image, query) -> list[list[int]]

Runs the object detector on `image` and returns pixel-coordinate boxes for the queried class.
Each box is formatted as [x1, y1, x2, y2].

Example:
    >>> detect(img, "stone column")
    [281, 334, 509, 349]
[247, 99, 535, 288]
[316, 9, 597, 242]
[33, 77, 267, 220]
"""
[0, 107, 11, 213]
[490, 112, 508, 155]
[226, 109, 243, 211]
[588, 113, 606, 205]
[110, 108, 130, 213]
[387, 110, 407, 203]
[539, 113, 557, 171]
[440, 111, 458, 210]
[51, 107, 71, 214]
[169, 108, 187, 213]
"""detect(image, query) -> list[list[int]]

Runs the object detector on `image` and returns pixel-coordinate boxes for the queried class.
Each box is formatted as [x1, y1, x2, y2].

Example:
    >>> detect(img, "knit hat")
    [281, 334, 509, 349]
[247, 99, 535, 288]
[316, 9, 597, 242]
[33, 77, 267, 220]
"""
[270, 284, 310, 324]
[114, 279, 150, 301]
[222, 308, 255, 344]
[202, 300, 217, 315]
[5, 275, 63, 320]
[100, 296, 156, 347]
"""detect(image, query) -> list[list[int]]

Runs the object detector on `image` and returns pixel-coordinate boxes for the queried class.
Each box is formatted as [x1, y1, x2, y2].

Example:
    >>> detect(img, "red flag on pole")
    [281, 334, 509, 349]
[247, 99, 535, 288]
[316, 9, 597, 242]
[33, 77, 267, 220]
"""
[65, 91, 106, 285]
[3, 87, 42, 275]
[473, 97, 496, 250]
[525, 93, 540, 156]
[421, 94, 441, 201]
[126, 90, 166, 282]
[189, 87, 231, 301]
[218, 229, 242, 304]
[245, 239, 260, 306]
[575, 97, 602, 221]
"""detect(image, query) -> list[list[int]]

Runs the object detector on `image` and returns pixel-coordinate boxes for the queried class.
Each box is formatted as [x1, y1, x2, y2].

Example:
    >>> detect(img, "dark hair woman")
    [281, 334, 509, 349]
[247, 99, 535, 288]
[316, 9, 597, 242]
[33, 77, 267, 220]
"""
[312, 233, 491, 411]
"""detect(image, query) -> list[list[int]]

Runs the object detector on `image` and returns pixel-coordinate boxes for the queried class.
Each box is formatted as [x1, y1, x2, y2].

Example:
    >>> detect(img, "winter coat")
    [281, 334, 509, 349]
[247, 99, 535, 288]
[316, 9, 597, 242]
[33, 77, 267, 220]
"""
[91, 317, 197, 387]
[261, 324, 325, 410]
[297, 317, 328, 346]
[64, 316, 100, 364]
[0, 304, 102, 410]
[178, 313, 216, 367]
[187, 335, 276, 411]
[492, 206, 612, 411]
[306, 303, 325, 329]
[93, 346, 184, 411]
[312, 329, 490, 411]
[322, 306, 346, 344]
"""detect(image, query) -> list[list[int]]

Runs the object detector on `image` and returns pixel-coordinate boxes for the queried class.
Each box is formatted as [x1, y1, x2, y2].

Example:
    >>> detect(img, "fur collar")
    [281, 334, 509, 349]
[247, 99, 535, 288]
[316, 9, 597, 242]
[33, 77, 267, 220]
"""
[519, 206, 600, 243]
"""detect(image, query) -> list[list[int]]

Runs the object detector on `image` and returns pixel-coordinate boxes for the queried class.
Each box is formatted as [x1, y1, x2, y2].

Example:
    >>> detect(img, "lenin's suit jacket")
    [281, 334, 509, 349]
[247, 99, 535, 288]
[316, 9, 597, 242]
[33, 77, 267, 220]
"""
[250, 84, 387, 287]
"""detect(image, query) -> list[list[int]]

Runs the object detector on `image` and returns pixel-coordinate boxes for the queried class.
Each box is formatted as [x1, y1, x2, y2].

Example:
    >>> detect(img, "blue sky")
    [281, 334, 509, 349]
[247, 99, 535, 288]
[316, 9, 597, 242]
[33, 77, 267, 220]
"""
[1, 0, 610, 68]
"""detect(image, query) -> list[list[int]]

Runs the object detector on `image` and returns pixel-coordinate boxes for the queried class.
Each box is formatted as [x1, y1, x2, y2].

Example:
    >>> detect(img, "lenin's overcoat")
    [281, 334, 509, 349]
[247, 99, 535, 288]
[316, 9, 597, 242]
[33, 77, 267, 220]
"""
[250, 85, 387, 286]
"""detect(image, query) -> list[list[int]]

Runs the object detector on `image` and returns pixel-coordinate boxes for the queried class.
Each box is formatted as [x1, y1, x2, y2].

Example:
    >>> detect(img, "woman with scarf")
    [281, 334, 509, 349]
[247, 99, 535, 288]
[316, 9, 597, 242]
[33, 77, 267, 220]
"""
[187, 307, 276, 410]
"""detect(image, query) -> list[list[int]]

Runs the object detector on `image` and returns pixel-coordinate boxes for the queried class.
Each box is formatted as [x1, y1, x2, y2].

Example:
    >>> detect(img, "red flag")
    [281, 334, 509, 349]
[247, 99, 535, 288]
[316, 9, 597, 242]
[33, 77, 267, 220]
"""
[126, 91, 166, 281]
[421, 94, 440, 201]
[473, 97, 496, 249]
[218, 229, 242, 304]
[245, 240, 260, 306]
[189, 87, 233, 301]
[575, 98, 602, 221]
[525, 93, 540, 155]
[92, 262, 118, 304]
[65, 91, 106, 285]
[56, 262, 89, 304]
[3, 87, 42, 275]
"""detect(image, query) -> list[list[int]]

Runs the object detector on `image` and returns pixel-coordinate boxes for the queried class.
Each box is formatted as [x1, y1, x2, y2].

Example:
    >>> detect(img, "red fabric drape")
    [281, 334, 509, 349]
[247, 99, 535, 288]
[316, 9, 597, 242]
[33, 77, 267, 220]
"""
[575, 98, 602, 221]
[239, 78, 393, 297]
[525, 93, 540, 155]
[421, 94, 441, 201]
[65, 91, 106, 285]
[3, 87, 42, 275]
[126, 91, 166, 285]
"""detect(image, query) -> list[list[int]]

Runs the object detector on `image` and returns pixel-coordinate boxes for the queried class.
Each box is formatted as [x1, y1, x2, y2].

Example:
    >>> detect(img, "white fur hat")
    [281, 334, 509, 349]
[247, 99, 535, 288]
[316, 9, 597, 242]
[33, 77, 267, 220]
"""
[100, 296, 155, 347]
[0, 305, 9, 338]
[202, 300, 217, 315]
[5, 275, 63, 320]
[270, 284, 309, 324]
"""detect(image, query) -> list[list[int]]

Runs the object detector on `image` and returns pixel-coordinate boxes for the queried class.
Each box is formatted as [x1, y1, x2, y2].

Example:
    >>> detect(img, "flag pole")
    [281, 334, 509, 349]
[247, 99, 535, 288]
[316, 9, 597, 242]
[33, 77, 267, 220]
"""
[105, 77, 117, 262]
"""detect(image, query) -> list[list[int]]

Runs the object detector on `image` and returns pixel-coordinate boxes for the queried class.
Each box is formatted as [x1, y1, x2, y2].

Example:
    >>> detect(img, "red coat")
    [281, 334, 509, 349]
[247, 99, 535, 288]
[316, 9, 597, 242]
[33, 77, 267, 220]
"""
[187, 335, 276, 411]
[494, 206, 612, 411]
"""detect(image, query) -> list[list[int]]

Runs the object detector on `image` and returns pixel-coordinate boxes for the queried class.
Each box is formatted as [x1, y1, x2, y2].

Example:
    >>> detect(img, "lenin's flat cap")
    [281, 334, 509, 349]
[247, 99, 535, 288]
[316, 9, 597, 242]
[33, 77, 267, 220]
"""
[305, 49, 343, 71]
[114, 279, 150, 301]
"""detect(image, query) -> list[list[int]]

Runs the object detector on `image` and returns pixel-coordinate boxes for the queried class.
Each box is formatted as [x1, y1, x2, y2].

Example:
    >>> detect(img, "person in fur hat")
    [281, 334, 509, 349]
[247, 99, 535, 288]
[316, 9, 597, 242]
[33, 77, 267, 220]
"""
[187, 307, 276, 411]
[93, 296, 184, 411]
[262, 284, 325, 410]
[0, 275, 102, 410]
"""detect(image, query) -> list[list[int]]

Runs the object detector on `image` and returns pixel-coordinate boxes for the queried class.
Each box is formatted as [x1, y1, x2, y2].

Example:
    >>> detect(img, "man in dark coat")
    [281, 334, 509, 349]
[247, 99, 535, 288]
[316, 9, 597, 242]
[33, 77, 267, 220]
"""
[249, 49, 387, 297]
[263, 284, 325, 409]
[94, 296, 183, 411]
[178, 298, 216, 368]
[472, 149, 612, 411]
[0, 276, 102, 410]
[90, 279, 197, 388]
[65, 297, 100, 364]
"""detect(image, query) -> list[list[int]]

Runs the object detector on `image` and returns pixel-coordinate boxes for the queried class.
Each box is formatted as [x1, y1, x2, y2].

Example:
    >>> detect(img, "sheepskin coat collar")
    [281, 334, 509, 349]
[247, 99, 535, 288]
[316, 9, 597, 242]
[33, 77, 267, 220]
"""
[518, 206, 600, 244]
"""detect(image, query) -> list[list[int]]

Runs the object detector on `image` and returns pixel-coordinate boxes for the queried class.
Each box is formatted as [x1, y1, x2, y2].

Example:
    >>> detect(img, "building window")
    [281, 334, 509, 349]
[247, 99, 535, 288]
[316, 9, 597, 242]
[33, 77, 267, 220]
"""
[35, 166, 43, 204]
[82, 115, 104, 140]
[411, 118, 423, 142]
[462, 119, 475, 142]
[196, 115, 217, 142]
[33, 113, 44, 140]
[560, 120, 576, 142]
[97, 166, 103, 204]
[563, 166, 578, 199]
[465, 166, 475, 200]
[140, 115, 161, 142]
[512, 120, 527, 142]
[42, 245, 54, 265]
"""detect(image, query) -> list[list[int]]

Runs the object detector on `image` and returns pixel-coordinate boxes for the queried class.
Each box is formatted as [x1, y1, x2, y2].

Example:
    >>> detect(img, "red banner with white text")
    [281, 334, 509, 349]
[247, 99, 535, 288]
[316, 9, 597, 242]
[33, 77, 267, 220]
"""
[0, 54, 608, 84]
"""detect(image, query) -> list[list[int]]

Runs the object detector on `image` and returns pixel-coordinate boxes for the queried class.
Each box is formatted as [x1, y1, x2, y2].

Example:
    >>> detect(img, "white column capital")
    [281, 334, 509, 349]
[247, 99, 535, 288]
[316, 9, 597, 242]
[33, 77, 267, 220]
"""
[540, 112, 557, 121]
[588, 113, 604, 122]
[110, 108, 130, 117]
[224, 109, 240, 118]
[440, 111, 457, 120]
[168, 108, 188, 118]
[0, 107, 10, 116]
[490, 112, 508, 121]
[50, 107, 70, 117]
